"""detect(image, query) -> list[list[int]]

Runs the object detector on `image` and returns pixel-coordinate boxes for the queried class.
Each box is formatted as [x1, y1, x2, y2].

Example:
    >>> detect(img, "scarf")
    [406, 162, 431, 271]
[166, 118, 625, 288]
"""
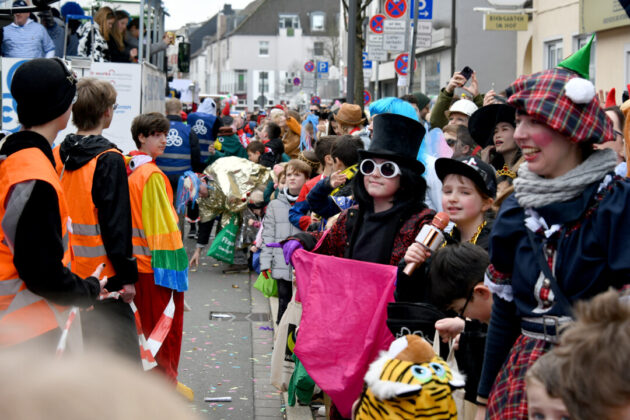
[283, 187, 299, 204]
[514, 149, 617, 208]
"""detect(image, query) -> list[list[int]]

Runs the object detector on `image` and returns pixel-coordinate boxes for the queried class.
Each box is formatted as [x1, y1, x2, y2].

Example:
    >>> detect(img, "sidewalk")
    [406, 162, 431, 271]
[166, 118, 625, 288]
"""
[267, 295, 316, 420]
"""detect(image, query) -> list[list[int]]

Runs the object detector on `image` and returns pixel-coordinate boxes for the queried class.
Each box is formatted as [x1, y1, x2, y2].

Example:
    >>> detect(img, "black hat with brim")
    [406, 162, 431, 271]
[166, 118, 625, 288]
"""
[435, 156, 497, 198]
[359, 113, 426, 175]
[467, 104, 516, 148]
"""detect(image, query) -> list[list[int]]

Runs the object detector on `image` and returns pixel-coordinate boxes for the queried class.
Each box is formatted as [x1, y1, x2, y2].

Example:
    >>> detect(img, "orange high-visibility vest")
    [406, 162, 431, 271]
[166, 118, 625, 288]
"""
[127, 159, 173, 273]
[0, 147, 72, 347]
[54, 146, 122, 279]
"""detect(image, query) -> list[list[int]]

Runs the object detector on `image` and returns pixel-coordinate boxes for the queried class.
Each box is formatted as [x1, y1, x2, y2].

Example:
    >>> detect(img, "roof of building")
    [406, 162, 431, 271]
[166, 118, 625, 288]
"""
[232, 0, 338, 37]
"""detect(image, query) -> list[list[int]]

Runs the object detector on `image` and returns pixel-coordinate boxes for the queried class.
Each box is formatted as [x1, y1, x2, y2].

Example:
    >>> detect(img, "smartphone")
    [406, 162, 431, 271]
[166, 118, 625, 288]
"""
[460, 66, 474, 81]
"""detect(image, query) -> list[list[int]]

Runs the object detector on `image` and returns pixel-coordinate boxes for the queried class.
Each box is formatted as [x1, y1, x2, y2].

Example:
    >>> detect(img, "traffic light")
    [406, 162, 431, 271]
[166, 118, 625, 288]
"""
[178, 42, 191, 73]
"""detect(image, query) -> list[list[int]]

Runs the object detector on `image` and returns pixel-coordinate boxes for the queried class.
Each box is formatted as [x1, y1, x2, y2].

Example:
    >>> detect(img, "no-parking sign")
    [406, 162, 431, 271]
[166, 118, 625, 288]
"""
[369, 14, 386, 34]
[394, 53, 417, 76]
[385, 0, 407, 19]
[304, 61, 314, 72]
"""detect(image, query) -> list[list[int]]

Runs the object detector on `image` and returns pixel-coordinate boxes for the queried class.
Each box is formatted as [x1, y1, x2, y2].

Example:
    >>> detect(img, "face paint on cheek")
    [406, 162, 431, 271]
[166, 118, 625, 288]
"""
[531, 131, 553, 148]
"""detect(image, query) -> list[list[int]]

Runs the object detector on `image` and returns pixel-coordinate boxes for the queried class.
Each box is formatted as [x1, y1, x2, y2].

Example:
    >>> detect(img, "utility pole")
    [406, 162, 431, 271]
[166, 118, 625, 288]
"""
[408, 0, 419, 92]
[216, 12, 222, 93]
[347, 0, 357, 103]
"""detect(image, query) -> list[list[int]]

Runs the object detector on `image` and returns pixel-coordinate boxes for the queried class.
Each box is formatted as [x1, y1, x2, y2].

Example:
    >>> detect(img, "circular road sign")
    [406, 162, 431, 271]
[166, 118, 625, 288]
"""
[304, 61, 314, 72]
[364, 90, 372, 105]
[293, 77, 301, 86]
[394, 53, 417, 76]
[311, 96, 321, 105]
[369, 14, 386, 34]
[385, 0, 407, 19]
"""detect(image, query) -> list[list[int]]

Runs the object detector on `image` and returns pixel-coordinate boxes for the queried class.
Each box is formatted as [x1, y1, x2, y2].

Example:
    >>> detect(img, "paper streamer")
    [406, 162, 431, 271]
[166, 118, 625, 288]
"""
[130, 292, 175, 371]
[55, 306, 79, 357]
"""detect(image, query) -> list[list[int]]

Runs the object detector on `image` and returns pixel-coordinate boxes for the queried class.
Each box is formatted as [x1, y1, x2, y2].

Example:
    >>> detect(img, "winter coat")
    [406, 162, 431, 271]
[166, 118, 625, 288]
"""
[260, 192, 301, 281]
[283, 117, 301, 159]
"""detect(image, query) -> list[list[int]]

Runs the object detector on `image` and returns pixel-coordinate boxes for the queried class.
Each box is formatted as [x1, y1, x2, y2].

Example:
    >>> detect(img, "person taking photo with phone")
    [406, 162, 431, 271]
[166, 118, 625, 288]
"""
[431, 68, 485, 129]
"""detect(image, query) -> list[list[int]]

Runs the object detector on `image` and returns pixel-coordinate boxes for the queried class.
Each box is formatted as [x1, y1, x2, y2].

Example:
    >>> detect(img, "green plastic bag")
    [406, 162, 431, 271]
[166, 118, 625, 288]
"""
[207, 216, 238, 263]
[254, 270, 278, 298]
[287, 353, 316, 406]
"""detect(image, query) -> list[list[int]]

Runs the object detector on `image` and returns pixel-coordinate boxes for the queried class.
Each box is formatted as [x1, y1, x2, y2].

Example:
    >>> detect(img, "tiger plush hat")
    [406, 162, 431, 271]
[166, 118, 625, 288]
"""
[354, 334, 465, 420]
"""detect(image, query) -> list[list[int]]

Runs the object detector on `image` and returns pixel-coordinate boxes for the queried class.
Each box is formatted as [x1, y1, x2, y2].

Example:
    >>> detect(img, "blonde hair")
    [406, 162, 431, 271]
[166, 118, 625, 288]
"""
[553, 289, 630, 420]
[525, 352, 563, 399]
[165, 98, 183, 115]
[72, 77, 117, 130]
[0, 350, 199, 420]
[94, 7, 114, 41]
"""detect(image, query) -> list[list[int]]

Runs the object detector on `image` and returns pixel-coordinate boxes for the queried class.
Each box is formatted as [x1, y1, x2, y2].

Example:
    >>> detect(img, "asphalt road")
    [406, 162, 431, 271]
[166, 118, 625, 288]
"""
[178, 234, 285, 420]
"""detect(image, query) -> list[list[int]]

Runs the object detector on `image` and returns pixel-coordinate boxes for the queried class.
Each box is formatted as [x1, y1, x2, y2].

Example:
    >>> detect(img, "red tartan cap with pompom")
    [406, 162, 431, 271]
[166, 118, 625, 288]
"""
[506, 68, 614, 144]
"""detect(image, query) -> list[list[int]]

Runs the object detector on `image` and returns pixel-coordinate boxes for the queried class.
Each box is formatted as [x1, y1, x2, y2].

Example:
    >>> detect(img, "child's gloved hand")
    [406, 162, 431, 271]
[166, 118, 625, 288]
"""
[266, 240, 303, 264]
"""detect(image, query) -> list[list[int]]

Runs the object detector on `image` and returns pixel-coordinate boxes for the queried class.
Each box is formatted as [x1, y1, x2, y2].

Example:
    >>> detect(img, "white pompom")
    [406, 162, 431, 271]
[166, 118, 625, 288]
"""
[564, 77, 596, 104]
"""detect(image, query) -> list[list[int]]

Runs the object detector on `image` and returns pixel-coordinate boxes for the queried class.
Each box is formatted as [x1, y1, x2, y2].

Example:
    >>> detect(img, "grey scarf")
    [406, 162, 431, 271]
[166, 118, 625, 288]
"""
[514, 149, 617, 208]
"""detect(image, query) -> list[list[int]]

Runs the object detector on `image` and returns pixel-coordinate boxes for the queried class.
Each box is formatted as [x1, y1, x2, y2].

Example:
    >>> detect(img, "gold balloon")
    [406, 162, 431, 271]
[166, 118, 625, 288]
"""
[197, 156, 271, 223]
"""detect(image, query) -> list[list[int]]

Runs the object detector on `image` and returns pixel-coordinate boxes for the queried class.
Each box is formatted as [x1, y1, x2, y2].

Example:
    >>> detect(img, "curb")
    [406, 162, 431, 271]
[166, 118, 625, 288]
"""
[269, 296, 314, 420]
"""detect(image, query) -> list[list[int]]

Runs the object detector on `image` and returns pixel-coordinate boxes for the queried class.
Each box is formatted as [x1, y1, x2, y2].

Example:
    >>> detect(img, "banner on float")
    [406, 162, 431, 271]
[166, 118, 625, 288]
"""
[2, 57, 29, 134]
[55, 62, 142, 154]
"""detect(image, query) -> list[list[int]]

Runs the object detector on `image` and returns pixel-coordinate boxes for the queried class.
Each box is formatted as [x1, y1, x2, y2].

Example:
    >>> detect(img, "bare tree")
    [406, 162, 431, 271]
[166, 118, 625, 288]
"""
[314, 24, 341, 67]
[342, 0, 374, 105]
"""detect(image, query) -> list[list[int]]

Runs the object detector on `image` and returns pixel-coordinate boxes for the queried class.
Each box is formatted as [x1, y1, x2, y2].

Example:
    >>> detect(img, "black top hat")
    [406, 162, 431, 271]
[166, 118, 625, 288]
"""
[467, 104, 516, 148]
[359, 113, 426, 174]
[435, 156, 497, 198]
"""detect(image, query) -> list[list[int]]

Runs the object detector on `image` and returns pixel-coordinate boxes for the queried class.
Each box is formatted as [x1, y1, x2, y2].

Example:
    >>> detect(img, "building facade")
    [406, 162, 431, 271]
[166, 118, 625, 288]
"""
[184, 0, 339, 110]
[516, 0, 630, 97]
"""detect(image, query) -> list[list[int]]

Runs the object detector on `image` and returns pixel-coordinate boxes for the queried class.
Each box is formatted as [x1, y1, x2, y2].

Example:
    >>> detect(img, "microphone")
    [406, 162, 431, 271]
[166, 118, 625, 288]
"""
[403, 212, 450, 276]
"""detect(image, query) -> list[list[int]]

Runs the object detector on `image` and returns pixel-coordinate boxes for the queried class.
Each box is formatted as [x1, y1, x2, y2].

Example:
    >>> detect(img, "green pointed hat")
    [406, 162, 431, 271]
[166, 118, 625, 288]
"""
[557, 34, 594, 79]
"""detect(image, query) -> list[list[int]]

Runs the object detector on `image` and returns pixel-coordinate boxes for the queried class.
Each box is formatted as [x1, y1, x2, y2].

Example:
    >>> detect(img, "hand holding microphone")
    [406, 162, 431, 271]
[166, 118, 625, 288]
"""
[403, 212, 450, 276]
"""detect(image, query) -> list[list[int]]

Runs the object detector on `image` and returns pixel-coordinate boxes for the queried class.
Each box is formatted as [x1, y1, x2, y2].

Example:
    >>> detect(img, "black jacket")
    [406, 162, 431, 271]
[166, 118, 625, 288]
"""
[0, 132, 100, 306]
[59, 134, 138, 291]
[259, 137, 284, 168]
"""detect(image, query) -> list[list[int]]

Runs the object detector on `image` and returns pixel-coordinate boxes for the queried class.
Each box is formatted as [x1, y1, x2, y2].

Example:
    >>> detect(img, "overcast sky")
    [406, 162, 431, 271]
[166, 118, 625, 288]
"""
[163, 0, 255, 30]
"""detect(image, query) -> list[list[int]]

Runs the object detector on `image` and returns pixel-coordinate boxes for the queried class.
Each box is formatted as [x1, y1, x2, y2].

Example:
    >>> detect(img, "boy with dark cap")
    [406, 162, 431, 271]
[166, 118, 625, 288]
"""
[0, 58, 106, 349]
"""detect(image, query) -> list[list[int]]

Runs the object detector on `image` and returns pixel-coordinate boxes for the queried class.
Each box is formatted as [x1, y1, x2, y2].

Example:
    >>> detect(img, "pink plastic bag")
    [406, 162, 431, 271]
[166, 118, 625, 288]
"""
[292, 249, 397, 418]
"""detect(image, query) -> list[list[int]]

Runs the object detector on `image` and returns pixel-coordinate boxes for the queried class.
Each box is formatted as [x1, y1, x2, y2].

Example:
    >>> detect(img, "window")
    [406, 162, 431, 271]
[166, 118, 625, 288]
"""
[313, 41, 324, 57]
[544, 38, 563, 70]
[236, 70, 247, 93]
[259, 71, 269, 95]
[311, 12, 325, 31]
[279, 14, 300, 29]
[259, 40, 269, 57]
[574, 34, 596, 82]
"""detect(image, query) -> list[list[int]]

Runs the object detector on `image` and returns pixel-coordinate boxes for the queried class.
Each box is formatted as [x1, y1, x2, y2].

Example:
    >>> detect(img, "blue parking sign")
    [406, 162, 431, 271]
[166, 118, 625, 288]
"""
[362, 52, 372, 69]
[410, 0, 433, 19]
[317, 61, 329, 73]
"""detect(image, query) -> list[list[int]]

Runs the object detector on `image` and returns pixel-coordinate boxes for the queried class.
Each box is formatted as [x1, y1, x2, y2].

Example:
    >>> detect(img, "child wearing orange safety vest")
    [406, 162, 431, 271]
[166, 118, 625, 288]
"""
[126, 112, 188, 385]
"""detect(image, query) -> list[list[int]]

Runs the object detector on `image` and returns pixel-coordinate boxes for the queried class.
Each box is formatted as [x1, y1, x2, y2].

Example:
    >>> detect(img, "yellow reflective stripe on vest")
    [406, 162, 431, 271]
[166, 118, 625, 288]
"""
[0, 278, 22, 296]
[72, 244, 107, 258]
[72, 223, 101, 236]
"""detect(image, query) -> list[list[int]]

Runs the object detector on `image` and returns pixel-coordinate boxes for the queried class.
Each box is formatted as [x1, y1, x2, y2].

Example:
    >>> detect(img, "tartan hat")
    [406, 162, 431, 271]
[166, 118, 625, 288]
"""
[506, 68, 614, 144]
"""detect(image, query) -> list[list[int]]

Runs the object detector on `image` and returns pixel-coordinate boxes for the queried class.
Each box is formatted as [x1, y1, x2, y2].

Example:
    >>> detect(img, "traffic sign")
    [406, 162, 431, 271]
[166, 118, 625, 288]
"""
[293, 77, 301, 86]
[415, 21, 432, 34]
[317, 61, 329, 73]
[311, 96, 321, 105]
[410, 0, 433, 20]
[394, 53, 417, 76]
[367, 34, 383, 47]
[368, 48, 387, 61]
[369, 14, 385, 34]
[384, 20, 406, 33]
[362, 52, 373, 69]
[415, 33, 432, 48]
[364, 90, 372, 105]
[304, 61, 314, 72]
[385, 0, 407, 19]
[384, 33, 405, 51]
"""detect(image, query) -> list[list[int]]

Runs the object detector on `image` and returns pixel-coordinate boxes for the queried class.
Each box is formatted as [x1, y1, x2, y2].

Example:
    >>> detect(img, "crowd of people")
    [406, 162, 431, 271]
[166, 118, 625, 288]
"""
[1, 1, 173, 61]
[0, 30, 630, 420]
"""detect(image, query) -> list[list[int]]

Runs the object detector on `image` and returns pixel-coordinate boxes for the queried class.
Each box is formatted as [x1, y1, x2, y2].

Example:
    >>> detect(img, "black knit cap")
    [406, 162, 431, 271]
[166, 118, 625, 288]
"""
[11, 58, 77, 127]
